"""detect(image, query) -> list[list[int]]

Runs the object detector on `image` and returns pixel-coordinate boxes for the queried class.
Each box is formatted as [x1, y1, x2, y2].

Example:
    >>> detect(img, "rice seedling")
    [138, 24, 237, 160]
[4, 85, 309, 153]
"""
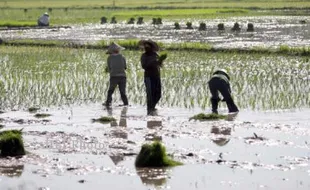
[0, 129, 25, 157]
[135, 141, 182, 167]
[0, 45, 308, 111]
[189, 113, 227, 121]
[28, 107, 40, 113]
[92, 116, 116, 124]
[34, 113, 52, 118]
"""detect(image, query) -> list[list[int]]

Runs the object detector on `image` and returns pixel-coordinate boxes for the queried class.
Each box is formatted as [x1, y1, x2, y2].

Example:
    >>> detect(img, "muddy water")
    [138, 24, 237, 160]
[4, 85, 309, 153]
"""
[1, 16, 310, 49]
[0, 104, 309, 190]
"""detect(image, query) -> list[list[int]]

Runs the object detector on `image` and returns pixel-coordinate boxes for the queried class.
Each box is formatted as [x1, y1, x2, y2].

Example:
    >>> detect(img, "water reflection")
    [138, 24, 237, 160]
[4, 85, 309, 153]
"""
[109, 155, 124, 165]
[147, 120, 162, 129]
[107, 107, 128, 127]
[136, 167, 170, 187]
[108, 107, 128, 139]
[0, 165, 24, 177]
[211, 126, 231, 147]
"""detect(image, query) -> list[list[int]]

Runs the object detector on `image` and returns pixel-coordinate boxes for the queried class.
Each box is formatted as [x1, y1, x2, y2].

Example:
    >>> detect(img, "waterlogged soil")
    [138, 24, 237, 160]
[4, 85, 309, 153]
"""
[1, 16, 310, 49]
[0, 104, 310, 190]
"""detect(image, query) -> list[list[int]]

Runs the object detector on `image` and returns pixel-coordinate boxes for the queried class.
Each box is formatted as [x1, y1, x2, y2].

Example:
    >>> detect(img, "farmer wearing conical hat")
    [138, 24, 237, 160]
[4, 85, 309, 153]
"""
[140, 39, 165, 115]
[208, 69, 239, 114]
[37, 12, 49, 26]
[104, 42, 128, 107]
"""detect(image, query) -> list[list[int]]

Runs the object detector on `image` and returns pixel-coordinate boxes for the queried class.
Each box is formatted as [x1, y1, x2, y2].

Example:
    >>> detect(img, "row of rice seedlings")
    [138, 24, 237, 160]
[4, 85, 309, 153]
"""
[0, 46, 309, 110]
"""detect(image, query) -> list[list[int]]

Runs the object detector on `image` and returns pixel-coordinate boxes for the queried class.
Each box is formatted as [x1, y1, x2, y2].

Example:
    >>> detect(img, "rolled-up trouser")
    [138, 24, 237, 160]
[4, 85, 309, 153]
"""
[144, 76, 162, 112]
[208, 77, 239, 113]
[106, 76, 128, 105]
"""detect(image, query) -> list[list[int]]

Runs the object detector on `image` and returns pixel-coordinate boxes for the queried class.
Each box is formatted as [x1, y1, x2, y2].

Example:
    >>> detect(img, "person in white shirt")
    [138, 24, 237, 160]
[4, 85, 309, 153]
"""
[37, 12, 49, 26]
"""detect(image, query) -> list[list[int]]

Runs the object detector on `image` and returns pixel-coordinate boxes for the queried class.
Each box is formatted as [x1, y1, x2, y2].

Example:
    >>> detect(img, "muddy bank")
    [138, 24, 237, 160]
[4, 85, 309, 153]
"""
[0, 104, 309, 189]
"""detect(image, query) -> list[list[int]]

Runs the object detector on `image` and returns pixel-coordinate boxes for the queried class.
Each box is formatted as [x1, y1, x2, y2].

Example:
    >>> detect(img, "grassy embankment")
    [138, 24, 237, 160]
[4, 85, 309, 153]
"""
[1, 0, 310, 26]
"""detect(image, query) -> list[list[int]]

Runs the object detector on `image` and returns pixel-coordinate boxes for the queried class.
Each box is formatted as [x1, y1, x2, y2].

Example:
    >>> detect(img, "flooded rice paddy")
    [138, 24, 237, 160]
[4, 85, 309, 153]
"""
[1, 16, 310, 49]
[0, 28, 310, 189]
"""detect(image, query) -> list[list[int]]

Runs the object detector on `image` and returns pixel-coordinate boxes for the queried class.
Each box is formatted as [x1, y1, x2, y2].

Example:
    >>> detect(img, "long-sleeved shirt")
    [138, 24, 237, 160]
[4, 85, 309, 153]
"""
[38, 15, 49, 26]
[107, 54, 127, 77]
[141, 52, 160, 77]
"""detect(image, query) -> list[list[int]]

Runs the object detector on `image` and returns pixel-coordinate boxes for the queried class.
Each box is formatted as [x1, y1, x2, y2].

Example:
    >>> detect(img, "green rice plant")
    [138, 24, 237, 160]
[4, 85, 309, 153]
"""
[92, 116, 116, 124]
[28, 107, 40, 113]
[135, 141, 182, 167]
[34, 113, 52, 118]
[0, 130, 25, 157]
[174, 22, 181, 29]
[189, 113, 227, 121]
[0, 21, 37, 27]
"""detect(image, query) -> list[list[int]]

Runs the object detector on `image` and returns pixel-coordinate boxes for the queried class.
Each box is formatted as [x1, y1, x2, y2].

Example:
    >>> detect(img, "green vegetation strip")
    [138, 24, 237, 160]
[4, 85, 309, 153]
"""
[3, 39, 310, 56]
[189, 113, 227, 121]
[92, 116, 116, 124]
[2, 0, 310, 9]
[0, 129, 25, 157]
[34, 113, 52, 118]
[135, 141, 182, 167]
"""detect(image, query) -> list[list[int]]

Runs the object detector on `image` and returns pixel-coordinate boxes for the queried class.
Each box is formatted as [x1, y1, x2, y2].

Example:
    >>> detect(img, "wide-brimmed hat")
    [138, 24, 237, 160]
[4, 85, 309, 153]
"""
[213, 69, 230, 80]
[138, 39, 159, 52]
[44, 12, 49, 16]
[106, 42, 125, 54]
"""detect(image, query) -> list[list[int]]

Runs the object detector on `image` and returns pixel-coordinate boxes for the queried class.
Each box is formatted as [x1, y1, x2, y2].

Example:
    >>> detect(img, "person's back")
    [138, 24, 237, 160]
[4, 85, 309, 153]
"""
[107, 54, 126, 77]
[208, 69, 239, 114]
[38, 13, 49, 26]
[104, 43, 128, 107]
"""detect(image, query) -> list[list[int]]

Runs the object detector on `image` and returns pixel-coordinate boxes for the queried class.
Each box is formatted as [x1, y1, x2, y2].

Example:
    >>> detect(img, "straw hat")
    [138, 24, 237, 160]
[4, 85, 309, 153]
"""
[138, 39, 159, 52]
[213, 69, 230, 80]
[44, 12, 49, 16]
[106, 42, 125, 54]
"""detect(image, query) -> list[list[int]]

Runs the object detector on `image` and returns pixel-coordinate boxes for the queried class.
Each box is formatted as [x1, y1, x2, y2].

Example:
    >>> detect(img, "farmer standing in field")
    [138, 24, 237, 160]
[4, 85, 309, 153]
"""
[208, 69, 239, 114]
[103, 42, 129, 108]
[37, 12, 50, 26]
[140, 40, 166, 115]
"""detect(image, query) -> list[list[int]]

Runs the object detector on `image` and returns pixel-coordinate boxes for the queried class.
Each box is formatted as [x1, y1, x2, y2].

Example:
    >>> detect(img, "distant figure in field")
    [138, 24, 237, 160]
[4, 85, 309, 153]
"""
[208, 69, 239, 114]
[37, 12, 49, 26]
[103, 42, 128, 108]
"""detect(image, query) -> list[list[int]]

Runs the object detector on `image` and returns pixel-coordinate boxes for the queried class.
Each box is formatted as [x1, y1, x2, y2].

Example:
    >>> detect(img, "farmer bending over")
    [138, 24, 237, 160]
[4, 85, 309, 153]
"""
[37, 12, 49, 26]
[208, 69, 239, 114]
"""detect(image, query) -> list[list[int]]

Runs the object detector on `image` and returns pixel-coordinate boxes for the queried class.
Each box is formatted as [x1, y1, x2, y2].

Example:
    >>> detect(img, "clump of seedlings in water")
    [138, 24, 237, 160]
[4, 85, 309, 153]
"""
[189, 113, 227, 121]
[110, 16, 117, 24]
[152, 18, 162, 25]
[231, 22, 241, 31]
[186, 22, 193, 29]
[28, 107, 40, 113]
[0, 129, 25, 157]
[137, 17, 144, 24]
[159, 52, 168, 62]
[218, 23, 225, 31]
[0, 124, 4, 129]
[34, 113, 52, 118]
[174, 22, 181, 29]
[300, 20, 306, 24]
[198, 22, 206, 31]
[48, 8, 52, 13]
[92, 116, 116, 124]
[247, 23, 254, 32]
[135, 141, 182, 167]
[127, 17, 135, 24]
[101, 16, 107, 24]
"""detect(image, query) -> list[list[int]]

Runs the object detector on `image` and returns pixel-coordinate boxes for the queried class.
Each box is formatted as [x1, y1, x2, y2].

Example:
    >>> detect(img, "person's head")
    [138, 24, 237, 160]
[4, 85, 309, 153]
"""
[213, 69, 230, 80]
[139, 39, 159, 53]
[44, 12, 49, 17]
[106, 42, 124, 54]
